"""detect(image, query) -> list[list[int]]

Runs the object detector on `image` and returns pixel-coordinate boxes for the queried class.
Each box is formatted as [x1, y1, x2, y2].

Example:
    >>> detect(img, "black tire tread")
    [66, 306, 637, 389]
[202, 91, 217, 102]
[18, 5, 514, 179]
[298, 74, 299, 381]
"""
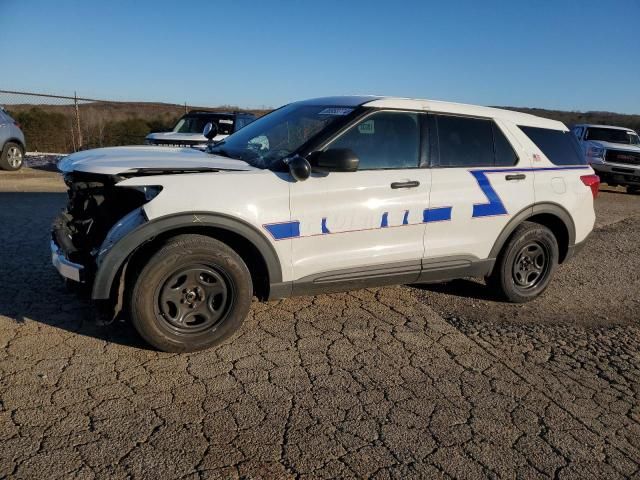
[129, 234, 252, 352]
[487, 221, 559, 303]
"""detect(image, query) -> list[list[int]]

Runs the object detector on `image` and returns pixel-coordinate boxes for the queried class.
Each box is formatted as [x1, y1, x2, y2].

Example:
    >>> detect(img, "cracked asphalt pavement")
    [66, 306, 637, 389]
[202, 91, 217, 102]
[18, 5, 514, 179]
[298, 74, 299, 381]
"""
[1, 180, 639, 479]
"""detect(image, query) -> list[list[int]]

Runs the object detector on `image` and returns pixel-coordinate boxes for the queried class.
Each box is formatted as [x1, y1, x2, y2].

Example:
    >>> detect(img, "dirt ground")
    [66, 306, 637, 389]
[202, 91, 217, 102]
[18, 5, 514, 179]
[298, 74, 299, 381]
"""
[0, 170, 638, 479]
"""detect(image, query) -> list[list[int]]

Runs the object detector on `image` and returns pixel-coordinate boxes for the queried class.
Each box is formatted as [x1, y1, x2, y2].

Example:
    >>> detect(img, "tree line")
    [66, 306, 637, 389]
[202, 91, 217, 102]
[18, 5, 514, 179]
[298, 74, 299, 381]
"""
[7, 103, 640, 154]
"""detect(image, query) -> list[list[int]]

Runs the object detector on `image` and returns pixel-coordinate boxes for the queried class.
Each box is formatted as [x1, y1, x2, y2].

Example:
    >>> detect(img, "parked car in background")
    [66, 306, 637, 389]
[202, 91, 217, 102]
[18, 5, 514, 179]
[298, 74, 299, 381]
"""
[0, 106, 26, 171]
[145, 110, 256, 147]
[52, 96, 597, 352]
[571, 124, 640, 193]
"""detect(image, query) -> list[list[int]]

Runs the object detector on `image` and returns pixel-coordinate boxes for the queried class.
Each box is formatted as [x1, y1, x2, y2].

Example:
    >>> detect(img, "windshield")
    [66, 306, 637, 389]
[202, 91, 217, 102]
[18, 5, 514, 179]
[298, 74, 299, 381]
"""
[207, 104, 355, 168]
[585, 127, 640, 145]
[173, 115, 235, 135]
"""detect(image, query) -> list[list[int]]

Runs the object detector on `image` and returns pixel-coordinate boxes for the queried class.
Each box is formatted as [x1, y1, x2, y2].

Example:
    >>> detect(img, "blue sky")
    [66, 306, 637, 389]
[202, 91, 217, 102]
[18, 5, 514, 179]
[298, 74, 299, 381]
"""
[1, 0, 639, 113]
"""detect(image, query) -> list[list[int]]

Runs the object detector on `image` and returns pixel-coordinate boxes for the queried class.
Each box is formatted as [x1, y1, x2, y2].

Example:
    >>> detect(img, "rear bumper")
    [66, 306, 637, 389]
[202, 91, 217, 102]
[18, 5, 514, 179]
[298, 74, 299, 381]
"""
[50, 239, 85, 282]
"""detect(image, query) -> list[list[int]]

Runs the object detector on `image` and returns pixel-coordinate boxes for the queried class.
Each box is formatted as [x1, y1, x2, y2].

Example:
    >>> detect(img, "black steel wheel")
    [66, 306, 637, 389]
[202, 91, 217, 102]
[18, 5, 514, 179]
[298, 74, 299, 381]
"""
[487, 221, 559, 303]
[156, 264, 234, 334]
[130, 234, 253, 352]
[511, 241, 550, 290]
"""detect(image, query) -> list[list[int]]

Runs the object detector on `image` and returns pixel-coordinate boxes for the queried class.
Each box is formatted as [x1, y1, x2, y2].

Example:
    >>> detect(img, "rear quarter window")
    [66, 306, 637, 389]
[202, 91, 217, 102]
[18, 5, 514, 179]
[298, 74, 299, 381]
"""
[519, 126, 586, 166]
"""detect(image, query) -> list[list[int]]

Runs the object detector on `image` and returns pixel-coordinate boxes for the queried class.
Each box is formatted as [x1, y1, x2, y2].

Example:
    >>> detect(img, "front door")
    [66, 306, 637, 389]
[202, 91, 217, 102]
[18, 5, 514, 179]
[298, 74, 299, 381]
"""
[290, 110, 431, 289]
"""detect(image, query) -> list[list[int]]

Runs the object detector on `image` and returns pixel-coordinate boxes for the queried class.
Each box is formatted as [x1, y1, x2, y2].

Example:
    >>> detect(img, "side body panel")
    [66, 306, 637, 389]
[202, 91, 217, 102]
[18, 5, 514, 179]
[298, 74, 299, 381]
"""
[119, 169, 294, 280]
[424, 119, 535, 260]
[508, 125, 596, 243]
[289, 169, 431, 281]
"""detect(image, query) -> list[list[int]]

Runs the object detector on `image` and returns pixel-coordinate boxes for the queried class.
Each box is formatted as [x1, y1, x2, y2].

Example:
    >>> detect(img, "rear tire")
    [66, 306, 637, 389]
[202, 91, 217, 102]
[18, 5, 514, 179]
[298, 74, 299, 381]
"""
[487, 221, 559, 303]
[130, 234, 253, 352]
[0, 142, 24, 171]
[627, 186, 640, 195]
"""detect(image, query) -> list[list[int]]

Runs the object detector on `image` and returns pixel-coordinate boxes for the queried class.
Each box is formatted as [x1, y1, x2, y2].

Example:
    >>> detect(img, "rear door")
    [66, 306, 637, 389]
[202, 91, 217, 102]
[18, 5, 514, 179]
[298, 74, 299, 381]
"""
[424, 114, 534, 262]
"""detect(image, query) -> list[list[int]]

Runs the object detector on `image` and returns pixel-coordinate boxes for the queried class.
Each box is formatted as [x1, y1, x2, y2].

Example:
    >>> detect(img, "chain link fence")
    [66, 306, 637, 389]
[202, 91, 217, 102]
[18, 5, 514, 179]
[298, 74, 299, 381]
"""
[0, 90, 266, 155]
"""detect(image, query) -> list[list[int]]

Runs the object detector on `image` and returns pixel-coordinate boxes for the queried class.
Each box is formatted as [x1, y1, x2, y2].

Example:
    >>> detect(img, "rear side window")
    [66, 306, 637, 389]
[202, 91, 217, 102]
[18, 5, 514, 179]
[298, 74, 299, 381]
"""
[519, 126, 586, 165]
[435, 115, 494, 167]
[433, 115, 518, 167]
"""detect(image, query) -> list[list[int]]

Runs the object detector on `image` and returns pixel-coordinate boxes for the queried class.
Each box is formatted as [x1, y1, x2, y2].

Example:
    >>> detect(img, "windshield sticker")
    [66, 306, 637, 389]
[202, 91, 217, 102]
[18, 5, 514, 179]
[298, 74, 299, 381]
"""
[318, 107, 354, 116]
[219, 119, 233, 124]
[358, 120, 375, 134]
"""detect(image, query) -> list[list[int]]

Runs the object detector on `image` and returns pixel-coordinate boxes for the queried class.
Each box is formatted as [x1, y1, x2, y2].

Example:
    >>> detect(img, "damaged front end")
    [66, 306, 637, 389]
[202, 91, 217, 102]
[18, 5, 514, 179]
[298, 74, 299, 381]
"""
[51, 171, 153, 285]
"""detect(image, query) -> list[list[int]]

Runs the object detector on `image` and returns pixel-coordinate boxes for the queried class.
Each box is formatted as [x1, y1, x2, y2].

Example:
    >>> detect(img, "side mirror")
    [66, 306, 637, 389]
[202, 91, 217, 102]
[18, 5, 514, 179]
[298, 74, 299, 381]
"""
[312, 148, 359, 172]
[285, 155, 311, 182]
[203, 122, 218, 140]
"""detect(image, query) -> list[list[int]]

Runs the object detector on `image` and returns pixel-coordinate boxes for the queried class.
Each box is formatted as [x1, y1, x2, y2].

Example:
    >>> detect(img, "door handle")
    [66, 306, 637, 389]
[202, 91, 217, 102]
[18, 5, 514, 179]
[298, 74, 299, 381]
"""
[505, 174, 526, 181]
[390, 180, 420, 189]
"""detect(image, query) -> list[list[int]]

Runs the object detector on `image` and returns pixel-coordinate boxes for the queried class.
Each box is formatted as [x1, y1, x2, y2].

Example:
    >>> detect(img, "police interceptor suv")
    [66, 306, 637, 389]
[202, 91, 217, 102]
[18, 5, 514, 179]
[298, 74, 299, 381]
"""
[52, 96, 598, 352]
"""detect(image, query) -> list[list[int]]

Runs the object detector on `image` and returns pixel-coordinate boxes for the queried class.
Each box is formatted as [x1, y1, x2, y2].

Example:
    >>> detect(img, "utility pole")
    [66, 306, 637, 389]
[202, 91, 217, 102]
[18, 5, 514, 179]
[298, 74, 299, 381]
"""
[74, 92, 83, 150]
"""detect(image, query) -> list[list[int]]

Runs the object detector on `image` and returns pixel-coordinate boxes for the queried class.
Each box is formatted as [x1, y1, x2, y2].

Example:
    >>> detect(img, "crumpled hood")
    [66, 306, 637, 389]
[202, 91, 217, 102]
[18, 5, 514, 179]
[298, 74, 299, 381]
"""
[58, 145, 256, 175]
[588, 140, 640, 153]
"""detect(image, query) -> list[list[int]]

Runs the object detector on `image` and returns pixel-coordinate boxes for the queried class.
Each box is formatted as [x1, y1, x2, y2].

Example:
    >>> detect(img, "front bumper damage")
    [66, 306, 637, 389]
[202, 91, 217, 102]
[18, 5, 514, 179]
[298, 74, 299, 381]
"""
[51, 206, 148, 288]
[50, 239, 84, 282]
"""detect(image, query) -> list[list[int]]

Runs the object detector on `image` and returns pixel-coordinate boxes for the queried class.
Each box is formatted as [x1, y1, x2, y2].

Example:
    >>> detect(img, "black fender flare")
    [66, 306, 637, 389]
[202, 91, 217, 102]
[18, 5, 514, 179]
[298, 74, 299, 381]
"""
[91, 212, 283, 300]
[488, 202, 576, 262]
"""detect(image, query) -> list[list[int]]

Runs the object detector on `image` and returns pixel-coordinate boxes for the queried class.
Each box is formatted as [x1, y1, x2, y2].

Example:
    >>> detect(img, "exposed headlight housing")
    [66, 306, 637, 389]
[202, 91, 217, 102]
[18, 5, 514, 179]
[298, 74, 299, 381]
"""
[123, 185, 163, 202]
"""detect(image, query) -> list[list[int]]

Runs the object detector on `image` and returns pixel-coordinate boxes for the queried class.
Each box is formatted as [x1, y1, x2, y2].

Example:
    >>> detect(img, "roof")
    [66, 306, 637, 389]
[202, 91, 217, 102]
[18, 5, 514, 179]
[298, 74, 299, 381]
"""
[573, 123, 636, 132]
[297, 96, 567, 130]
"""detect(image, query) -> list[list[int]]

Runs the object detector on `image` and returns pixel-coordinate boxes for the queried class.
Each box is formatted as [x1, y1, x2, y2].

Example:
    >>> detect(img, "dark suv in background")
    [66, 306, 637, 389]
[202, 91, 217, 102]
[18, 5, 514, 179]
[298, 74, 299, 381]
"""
[0, 106, 26, 171]
[145, 110, 256, 147]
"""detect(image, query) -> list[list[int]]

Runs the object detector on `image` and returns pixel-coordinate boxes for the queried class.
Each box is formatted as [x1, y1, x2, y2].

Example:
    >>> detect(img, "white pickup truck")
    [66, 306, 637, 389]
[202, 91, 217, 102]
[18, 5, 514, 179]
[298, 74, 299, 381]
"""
[571, 124, 640, 193]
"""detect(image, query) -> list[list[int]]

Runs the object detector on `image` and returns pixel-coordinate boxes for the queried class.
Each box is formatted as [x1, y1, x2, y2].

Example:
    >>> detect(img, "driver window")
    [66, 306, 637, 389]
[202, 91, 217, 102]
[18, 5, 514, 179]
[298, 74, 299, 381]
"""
[327, 111, 420, 170]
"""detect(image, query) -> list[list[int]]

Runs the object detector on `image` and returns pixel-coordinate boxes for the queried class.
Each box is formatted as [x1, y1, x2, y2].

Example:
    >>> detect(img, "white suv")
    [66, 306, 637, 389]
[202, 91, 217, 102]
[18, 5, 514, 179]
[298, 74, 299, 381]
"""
[52, 96, 598, 352]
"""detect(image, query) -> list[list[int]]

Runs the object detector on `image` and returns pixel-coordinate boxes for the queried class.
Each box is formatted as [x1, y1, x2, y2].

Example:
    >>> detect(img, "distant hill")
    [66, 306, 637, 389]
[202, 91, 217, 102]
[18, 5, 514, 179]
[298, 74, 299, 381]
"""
[6, 100, 639, 154]
[499, 107, 640, 132]
[6, 102, 269, 152]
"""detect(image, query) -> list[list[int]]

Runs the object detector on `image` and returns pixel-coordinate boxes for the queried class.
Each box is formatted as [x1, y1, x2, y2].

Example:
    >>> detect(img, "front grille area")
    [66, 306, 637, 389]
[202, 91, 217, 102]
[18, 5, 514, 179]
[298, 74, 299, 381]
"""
[606, 150, 640, 166]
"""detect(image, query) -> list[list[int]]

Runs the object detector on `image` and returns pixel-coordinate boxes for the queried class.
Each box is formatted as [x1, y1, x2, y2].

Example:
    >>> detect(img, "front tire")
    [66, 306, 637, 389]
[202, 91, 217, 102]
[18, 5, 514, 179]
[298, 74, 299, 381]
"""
[487, 222, 559, 303]
[130, 234, 253, 352]
[0, 142, 24, 171]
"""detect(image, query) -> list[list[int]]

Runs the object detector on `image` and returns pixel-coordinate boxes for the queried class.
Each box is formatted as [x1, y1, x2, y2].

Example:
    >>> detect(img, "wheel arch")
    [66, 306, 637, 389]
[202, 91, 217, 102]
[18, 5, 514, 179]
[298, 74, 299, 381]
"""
[92, 212, 284, 302]
[488, 203, 576, 268]
[4, 138, 26, 151]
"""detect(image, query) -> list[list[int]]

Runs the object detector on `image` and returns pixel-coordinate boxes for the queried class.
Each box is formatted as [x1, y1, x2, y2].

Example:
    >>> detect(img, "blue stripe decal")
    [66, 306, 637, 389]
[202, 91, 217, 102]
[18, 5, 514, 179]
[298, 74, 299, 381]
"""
[478, 166, 590, 173]
[423, 207, 452, 223]
[469, 166, 589, 218]
[264, 221, 300, 240]
[321, 217, 331, 234]
[402, 210, 410, 225]
[380, 212, 389, 228]
[470, 170, 508, 218]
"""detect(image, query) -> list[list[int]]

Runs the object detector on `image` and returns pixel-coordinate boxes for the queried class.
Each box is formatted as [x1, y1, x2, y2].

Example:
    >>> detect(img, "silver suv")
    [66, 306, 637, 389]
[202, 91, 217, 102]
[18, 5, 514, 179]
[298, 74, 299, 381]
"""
[0, 107, 26, 171]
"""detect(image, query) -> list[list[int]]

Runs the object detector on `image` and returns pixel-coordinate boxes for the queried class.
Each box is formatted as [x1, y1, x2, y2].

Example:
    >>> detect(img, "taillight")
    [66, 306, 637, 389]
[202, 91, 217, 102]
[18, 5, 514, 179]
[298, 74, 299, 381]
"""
[580, 174, 600, 199]
[13, 121, 20, 129]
